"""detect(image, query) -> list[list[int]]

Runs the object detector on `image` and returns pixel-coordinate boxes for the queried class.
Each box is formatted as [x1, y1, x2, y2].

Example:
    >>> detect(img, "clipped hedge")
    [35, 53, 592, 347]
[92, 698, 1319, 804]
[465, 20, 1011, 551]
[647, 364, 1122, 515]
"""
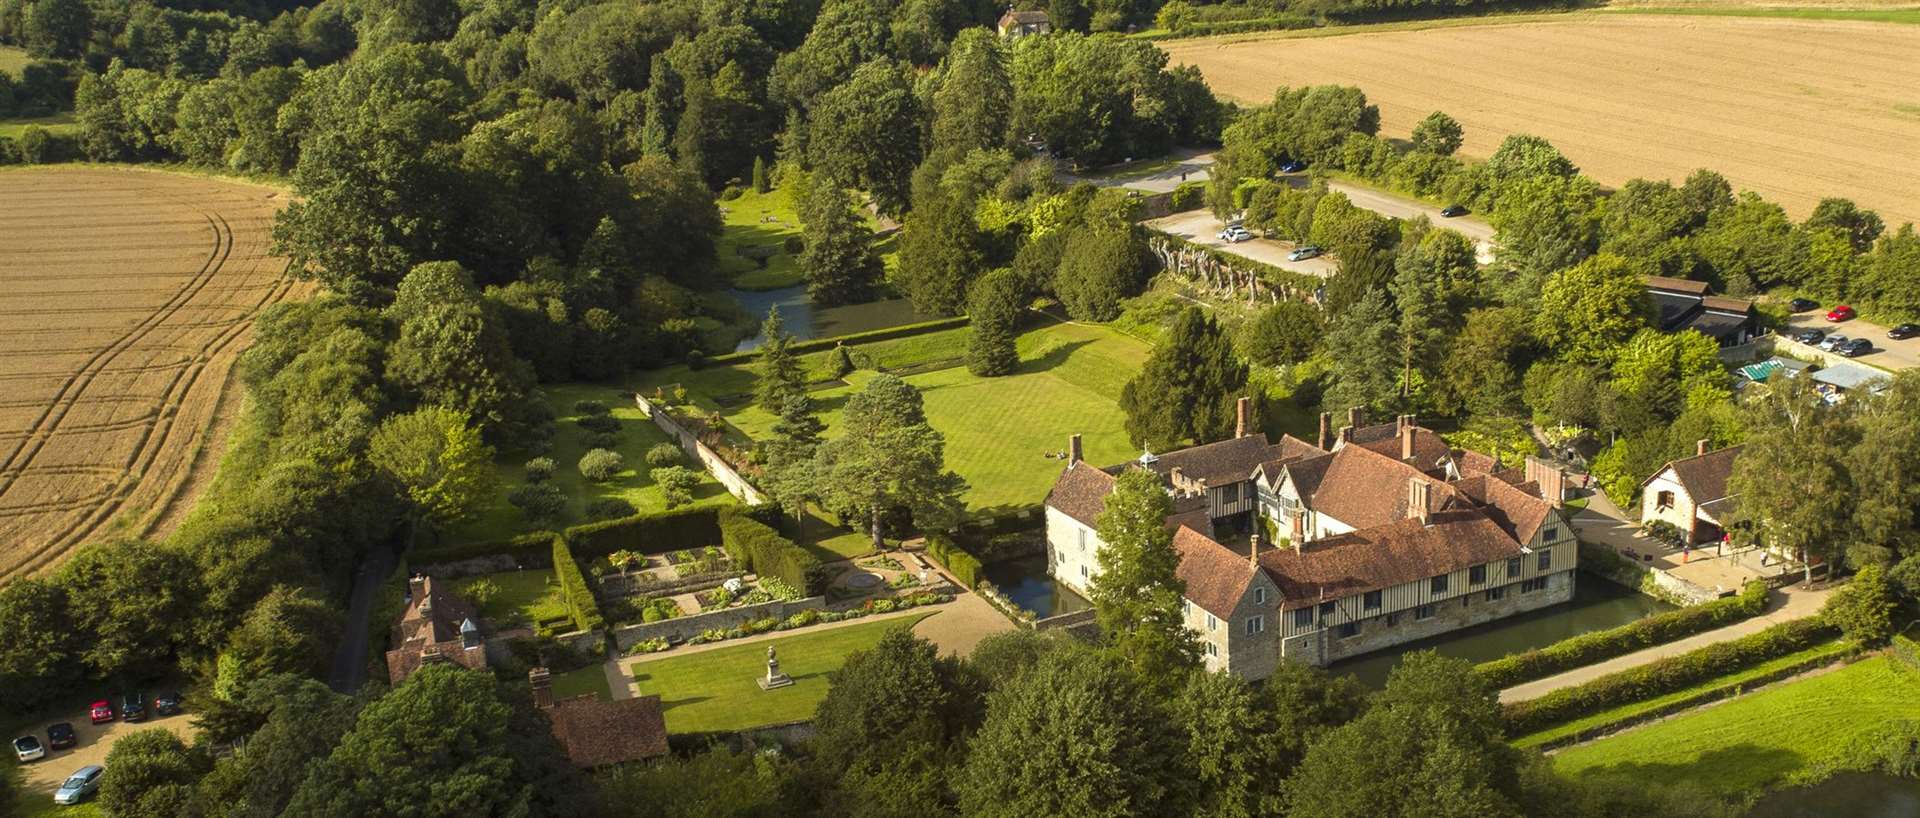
[1503, 617, 1836, 736]
[411, 530, 558, 566]
[704, 317, 972, 367]
[564, 505, 723, 560]
[926, 535, 983, 590]
[551, 535, 605, 633]
[1168, 180, 1208, 212]
[718, 508, 823, 595]
[1477, 580, 1771, 689]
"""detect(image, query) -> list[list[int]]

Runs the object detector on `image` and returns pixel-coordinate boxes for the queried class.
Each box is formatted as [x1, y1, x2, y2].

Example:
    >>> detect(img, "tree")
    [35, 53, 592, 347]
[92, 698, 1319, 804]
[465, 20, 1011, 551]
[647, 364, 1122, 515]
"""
[1484, 133, 1576, 188]
[930, 29, 1011, 156]
[966, 268, 1025, 376]
[799, 180, 883, 307]
[368, 405, 499, 533]
[814, 375, 967, 548]
[1437, 307, 1534, 418]
[224, 586, 343, 689]
[755, 306, 805, 413]
[1410, 111, 1463, 156]
[579, 448, 625, 482]
[1054, 225, 1148, 321]
[1091, 468, 1202, 688]
[1823, 563, 1897, 645]
[807, 59, 923, 215]
[1693, 192, 1809, 295]
[193, 675, 359, 817]
[895, 182, 987, 316]
[60, 538, 200, 678]
[1119, 307, 1248, 450]
[1532, 254, 1652, 364]
[1390, 229, 1480, 399]
[22, 0, 90, 59]
[384, 265, 534, 434]
[1726, 378, 1858, 586]
[100, 728, 212, 817]
[1324, 290, 1401, 417]
[1806, 197, 1884, 254]
[0, 577, 78, 714]
[1848, 373, 1920, 567]
[1678, 168, 1735, 230]
[1492, 174, 1599, 296]
[508, 483, 567, 525]
[811, 628, 982, 815]
[1608, 328, 1727, 418]
[1239, 300, 1324, 366]
[597, 746, 796, 818]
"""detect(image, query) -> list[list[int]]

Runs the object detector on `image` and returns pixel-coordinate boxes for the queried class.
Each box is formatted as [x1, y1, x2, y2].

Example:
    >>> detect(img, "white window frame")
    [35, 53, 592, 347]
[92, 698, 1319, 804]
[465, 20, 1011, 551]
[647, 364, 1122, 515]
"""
[1245, 615, 1265, 635]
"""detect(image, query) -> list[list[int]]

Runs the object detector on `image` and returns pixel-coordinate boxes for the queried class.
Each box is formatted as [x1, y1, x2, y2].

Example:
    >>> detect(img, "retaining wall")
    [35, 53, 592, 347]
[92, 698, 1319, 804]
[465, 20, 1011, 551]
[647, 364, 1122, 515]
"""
[634, 392, 767, 506]
[611, 595, 828, 650]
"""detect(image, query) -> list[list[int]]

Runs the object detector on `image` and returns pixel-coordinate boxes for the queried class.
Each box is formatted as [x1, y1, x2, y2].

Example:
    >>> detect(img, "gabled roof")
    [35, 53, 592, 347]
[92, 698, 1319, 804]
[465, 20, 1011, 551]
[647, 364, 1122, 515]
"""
[1289, 444, 1462, 531]
[1256, 511, 1526, 610]
[1644, 275, 1711, 295]
[1702, 295, 1754, 314]
[1144, 434, 1292, 486]
[1045, 461, 1116, 528]
[1645, 445, 1743, 505]
[1458, 475, 1557, 545]
[999, 9, 1050, 25]
[1172, 525, 1254, 617]
[1350, 426, 1453, 473]
[544, 694, 669, 768]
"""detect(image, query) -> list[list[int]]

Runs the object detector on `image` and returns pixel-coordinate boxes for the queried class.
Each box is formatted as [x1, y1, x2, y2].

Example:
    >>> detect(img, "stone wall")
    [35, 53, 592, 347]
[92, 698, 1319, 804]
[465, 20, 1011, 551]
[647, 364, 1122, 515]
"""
[611, 596, 828, 650]
[550, 627, 606, 655]
[1034, 608, 1095, 631]
[633, 392, 767, 506]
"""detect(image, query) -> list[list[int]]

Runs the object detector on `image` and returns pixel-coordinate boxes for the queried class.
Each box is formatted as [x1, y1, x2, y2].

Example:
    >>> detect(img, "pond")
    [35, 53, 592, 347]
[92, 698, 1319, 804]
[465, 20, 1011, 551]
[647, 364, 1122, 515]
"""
[1327, 575, 1675, 688]
[1745, 773, 1920, 818]
[980, 553, 1092, 619]
[730, 286, 935, 351]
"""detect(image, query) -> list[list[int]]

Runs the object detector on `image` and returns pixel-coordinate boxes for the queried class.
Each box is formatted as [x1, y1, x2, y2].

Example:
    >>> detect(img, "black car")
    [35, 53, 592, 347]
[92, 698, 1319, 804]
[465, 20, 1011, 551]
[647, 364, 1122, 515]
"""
[1788, 298, 1820, 313]
[121, 692, 147, 723]
[1839, 338, 1873, 357]
[1889, 323, 1920, 340]
[1279, 159, 1307, 173]
[154, 691, 183, 716]
[1794, 328, 1826, 345]
[46, 722, 76, 750]
[1440, 204, 1468, 218]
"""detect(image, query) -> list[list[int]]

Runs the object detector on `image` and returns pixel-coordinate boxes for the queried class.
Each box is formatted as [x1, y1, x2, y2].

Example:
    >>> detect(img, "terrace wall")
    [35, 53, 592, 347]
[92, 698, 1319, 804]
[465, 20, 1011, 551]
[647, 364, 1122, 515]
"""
[634, 392, 767, 506]
[611, 595, 828, 650]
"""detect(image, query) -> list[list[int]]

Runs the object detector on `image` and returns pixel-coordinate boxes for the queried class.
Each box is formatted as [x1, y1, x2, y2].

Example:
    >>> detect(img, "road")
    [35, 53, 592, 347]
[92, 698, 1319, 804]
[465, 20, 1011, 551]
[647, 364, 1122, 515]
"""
[328, 534, 399, 694]
[1782, 310, 1920, 371]
[1144, 209, 1340, 278]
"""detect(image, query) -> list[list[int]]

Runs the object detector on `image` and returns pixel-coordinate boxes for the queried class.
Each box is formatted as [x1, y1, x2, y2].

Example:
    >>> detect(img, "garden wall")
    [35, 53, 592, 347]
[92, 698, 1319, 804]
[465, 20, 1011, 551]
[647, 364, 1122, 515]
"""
[634, 391, 767, 506]
[611, 596, 828, 650]
[1578, 541, 1725, 606]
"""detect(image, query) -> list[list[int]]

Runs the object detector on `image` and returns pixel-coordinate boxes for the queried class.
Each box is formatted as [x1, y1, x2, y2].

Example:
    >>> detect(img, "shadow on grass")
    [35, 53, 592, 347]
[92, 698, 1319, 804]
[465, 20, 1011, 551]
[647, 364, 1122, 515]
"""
[1567, 743, 1805, 795]
[1020, 338, 1094, 376]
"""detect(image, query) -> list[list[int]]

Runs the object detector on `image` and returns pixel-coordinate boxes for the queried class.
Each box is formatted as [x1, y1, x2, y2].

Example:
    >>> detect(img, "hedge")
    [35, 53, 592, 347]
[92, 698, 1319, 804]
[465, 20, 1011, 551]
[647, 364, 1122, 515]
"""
[1502, 617, 1836, 736]
[563, 505, 723, 560]
[1168, 181, 1208, 212]
[704, 316, 971, 367]
[718, 508, 824, 595]
[1476, 580, 1771, 689]
[926, 535, 982, 590]
[551, 535, 605, 633]
[411, 530, 558, 566]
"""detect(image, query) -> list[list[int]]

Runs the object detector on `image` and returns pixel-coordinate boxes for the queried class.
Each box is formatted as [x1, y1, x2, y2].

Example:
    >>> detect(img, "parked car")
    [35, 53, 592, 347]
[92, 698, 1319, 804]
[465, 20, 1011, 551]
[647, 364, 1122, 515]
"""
[13, 735, 44, 762]
[1889, 323, 1920, 340]
[54, 765, 104, 805]
[121, 692, 147, 723]
[88, 700, 112, 724]
[1440, 204, 1468, 218]
[46, 723, 76, 750]
[154, 691, 183, 716]
[1839, 338, 1873, 357]
[1826, 305, 1856, 322]
[1788, 298, 1820, 313]
[1217, 225, 1252, 243]
[1794, 328, 1826, 345]
[1818, 334, 1849, 352]
[1288, 245, 1324, 262]
[1279, 159, 1307, 173]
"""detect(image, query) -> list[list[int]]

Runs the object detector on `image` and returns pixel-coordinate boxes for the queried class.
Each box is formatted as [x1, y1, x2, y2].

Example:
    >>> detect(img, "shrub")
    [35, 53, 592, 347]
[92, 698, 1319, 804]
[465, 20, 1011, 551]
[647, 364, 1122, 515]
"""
[584, 498, 637, 520]
[577, 413, 621, 434]
[462, 577, 500, 610]
[639, 597, 681, 623]
[507, 483, 568, 526]
[573, 400, 610, 416]
[1168, 181, 1207, 212]
[1476, 580, 1770, 688]
[524, 457, 557, 483]
[645, 442, 683, 468]
[550, 536, 604, 632]
[925, 535, 982, 589]
[579, 449, 624, 482]
[718, 507, 822, 595]
[625, 637, 670, 655]
[581, 431, 619, 450]
[760, 576, 802, 601]
[1824, 564, 1898, 646]
[720, 185, 743, 200]
[651, 465, 701, 508]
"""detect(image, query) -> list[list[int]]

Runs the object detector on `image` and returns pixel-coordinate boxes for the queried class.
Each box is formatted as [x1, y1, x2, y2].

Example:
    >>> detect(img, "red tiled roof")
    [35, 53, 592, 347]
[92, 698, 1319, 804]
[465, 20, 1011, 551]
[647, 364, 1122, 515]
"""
[1352, 427, 1453, 473]
[1256, 511, 1526, 610]
[1455, 448, 1499, 477]
[544, 694, 669, 768]
[1644, 445, 1743, 504]
[1045, 461, 1117, 528]
[1172, 526, 1254, 617]
[386, 577, 488, 684]
[1293, 445, 1463, 531]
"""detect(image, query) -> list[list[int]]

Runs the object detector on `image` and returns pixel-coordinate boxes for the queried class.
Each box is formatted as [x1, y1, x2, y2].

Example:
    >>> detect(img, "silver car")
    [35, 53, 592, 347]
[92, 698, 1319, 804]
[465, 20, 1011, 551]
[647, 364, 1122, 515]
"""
[12, 735, 44, 762]
[1288, 245, 1324, 262]
[1818, 334, 1849, 352]
[54, 765, 103, 805]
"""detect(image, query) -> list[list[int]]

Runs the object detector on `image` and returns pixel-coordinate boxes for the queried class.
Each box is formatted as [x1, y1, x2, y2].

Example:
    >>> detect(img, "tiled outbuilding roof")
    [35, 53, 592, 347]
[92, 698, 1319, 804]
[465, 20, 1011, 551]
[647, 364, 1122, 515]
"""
[1172, 525, 1254, 617]
[1045, 461, 1117, 528]
[1649, 445, 1743, 504]
[544, 694, 669, 768]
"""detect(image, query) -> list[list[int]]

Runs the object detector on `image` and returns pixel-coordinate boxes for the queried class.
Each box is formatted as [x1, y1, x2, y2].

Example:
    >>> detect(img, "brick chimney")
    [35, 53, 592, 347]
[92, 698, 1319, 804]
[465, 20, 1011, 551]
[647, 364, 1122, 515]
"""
[1348, 406, 1364, 430]
[1524, 456, 1566, 509]
[1170, 466, 1187, 495]
[1696, 438, 1709, 457]
[413, 576, 432, 616]
[530, 667, 553, 709]
[1069, 433, 1083, 464]
[1407, 477, 1432, 525]
[1249, 530, 1260, 569]
[1400, 425, 1416, 461]
[1337, 425, 1354, 446]
[1317, 412, 1332, 451]
[1290, 510, 1306, 548]
[1235, 396, 1251, 438]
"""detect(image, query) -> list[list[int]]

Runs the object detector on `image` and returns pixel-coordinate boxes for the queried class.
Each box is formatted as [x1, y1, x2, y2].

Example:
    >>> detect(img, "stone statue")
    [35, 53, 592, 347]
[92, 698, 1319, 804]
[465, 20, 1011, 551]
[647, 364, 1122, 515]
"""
[759, 644, 794, 690]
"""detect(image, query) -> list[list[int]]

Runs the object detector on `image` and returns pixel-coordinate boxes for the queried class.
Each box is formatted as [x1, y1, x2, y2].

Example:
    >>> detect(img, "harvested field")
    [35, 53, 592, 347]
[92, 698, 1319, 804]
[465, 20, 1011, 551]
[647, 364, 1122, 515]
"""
[1162, 14, 1920, 226]
[0, 167, 299, 580]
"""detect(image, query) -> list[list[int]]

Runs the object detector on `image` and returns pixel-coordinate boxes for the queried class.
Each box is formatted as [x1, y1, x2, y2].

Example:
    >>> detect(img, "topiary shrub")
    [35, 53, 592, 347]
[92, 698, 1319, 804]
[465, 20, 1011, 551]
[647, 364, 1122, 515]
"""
[573, 399, 610, 416]
[827, 343, 855, 378]
[508, 483, 567, 526]
[579, 431, 619, 450]
[645, 442, 683, 468]
[524, 457, 557, 483]
[651, 466, 700, 508]
[577, 413, 621, 434]
[579, 449, 625, 482]
[584, 498, 637, 520]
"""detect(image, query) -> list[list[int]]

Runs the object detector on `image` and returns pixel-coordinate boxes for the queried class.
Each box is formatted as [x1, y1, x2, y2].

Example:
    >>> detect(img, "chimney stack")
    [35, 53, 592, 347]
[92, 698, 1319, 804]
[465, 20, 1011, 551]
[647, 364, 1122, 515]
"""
[1069, 433, 1083, 465]
[1348, 406, 1364, 431]
[1407, 477, 1432, 525]
[1400, 425, 1416, 462]
[1249, 530, 1260, 569]
[1696, 438, 1709, 458]
[1290, 510, 1306, 550]
[1235, 397, 1251, 439]
[1337, 425, 1354, 446]
[1525, 456, 1567, 509]
[414, 576, 433, 615]
[530, 667, 553, 709]
[1317, 412, 1332, 451]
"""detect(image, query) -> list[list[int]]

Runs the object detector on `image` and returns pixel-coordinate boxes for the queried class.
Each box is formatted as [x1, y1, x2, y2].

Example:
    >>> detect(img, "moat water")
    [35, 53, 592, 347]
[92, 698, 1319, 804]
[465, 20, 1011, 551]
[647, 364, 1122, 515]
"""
[980, 554, 1092, 618]
[730, 287, 933, 351]
[1327, 575, 1675, 688]
[1744, 773, 1920, 817]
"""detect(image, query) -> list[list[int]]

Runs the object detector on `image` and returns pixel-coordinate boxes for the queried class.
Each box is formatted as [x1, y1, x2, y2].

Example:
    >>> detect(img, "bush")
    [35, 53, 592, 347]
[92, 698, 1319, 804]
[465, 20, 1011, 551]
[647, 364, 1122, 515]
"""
[639, 597, 681, 623]
[1502, 617, 1835, 736]
[783, 236, 804, 254]
[650, 466, 701, 509]
[645, 442, 683, 468]
[718, 507, 822, 595]
[507, 483, 568, 526]
[760, 576, 802, 601]
[1168, 181, 1208, 212]
[925, 535, 982, 589]
[1477, 581, 1770, 688]
[584, 498, 637, 520]
[1824, 564, 1898, 646]
[409, 531, 557, 566]
[720, 185, 744, 201]
[524, 457, 557, 483]
[550, 536, 605, 632]
[573, 400, 610, 416]
[564, 506, 722, 559]
[577, 413, 622, 434]
[579, 448, 624, 482]
[581, 431, 619, 450]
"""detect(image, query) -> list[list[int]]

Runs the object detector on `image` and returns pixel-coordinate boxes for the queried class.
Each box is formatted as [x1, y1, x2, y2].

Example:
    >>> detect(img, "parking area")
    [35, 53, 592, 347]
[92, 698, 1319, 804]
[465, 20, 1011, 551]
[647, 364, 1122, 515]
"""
[1144, 210, 1340, 278]
[11, 706, 198, 808]
[1783, 310, 1920, 371]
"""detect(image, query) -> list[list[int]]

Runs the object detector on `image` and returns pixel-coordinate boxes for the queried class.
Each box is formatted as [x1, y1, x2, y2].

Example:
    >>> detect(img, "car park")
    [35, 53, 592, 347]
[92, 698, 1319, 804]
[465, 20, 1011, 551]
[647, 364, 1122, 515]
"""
[46, 722, 76, 750]
[121, 692, 148, 723]
[89, 700, 113, 724]
[1839, 338, 1873, 357]
[1890, 324, 1920, 340]
[13, 735, 44, 762]
[54, 765, 104, 805]
[1818, 334, 1849, 352]
[154, 691, 183, 716]
[1217, 225, 1252, 243]
[1440, 204, 1468, 217]
[1288, 245, 1324, 262]
[1794, 328, 1826, 345]
[1827, 305, 1856, 322]
[1789, 298, 1820, 313]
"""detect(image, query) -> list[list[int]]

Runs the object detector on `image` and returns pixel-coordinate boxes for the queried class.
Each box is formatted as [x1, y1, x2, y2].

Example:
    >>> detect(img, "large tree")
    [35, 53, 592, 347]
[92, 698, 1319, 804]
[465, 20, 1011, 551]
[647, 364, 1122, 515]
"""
[1390, 229, 1480, 400]
[806, 59, 923, 215]
[100, 728, 212, 817]
[755, 306, 805, 413]
[1091, 468, 1201, 685]
[368, 405, 499, 536]
[811, 628, 983, 815]
[813, 375, 967, 548]
[895, 181, 987, 316]
[1054, 224, 1148, 322]
[965, 268, 1025, 376]
[1120, 307, 1248, 451]
[929, 28, 1011, 156]
[1532, 253, 1652, 365]
[1324, 290, 1402, 417]
[1725, 379, 1859, 585]
[799, 180, 884, 306]
[1409, 110, 1463, 156]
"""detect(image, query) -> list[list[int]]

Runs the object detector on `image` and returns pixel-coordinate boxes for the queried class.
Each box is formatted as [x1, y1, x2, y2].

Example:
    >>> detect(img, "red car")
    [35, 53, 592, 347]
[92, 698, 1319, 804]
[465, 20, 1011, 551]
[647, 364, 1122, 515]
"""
[88, 701, 113, 724]
[1827, 305, 1856, 322]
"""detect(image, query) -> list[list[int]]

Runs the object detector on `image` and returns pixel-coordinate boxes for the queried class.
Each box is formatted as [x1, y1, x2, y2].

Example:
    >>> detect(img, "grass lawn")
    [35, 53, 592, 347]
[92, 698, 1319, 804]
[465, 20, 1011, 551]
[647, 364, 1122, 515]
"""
[718, 187, 889, 292]
[454, 569, 568, 630]
[1553, 655, 1920, 797]
[451, 383, 735, 542]
[637, 319, 1150, 514]
[1513, 639, 1854, 749]
[631, 612, 933, 733]
[553, 664, 613, 701]
[0, 45, 29, 76]
[6, 761, 103, 818]
[0, 112, 77, 140]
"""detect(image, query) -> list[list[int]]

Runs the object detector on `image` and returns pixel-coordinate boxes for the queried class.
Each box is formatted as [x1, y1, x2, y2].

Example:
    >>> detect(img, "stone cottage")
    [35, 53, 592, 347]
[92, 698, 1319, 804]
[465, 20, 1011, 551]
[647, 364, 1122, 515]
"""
[385, 576, 489, 684]
[1639, 441, 1742, 545]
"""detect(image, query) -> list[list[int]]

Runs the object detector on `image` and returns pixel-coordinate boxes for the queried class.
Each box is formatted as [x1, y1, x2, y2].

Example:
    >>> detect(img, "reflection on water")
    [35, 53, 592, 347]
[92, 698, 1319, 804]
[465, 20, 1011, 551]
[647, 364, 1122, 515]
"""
[980, 554, 1092, 618]
[731, 286, 935, 351]
[1327, 576, 1675, 688]
[1745, 773, 1920, 818]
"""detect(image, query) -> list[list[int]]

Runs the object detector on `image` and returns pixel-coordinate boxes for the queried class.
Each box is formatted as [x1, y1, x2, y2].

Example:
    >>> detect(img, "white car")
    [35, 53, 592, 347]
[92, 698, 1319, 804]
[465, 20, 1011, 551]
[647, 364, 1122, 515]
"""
[54, 765, 103, 805]
[1218, 225, 1252, 243]
[12, 735, 44, 762]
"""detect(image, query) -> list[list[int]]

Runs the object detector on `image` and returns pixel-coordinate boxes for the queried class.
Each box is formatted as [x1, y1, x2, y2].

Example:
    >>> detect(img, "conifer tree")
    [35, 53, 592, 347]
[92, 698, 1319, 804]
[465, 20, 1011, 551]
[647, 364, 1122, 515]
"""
[1119, 307, 1248, 450]
[799, 181, 882, 307]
